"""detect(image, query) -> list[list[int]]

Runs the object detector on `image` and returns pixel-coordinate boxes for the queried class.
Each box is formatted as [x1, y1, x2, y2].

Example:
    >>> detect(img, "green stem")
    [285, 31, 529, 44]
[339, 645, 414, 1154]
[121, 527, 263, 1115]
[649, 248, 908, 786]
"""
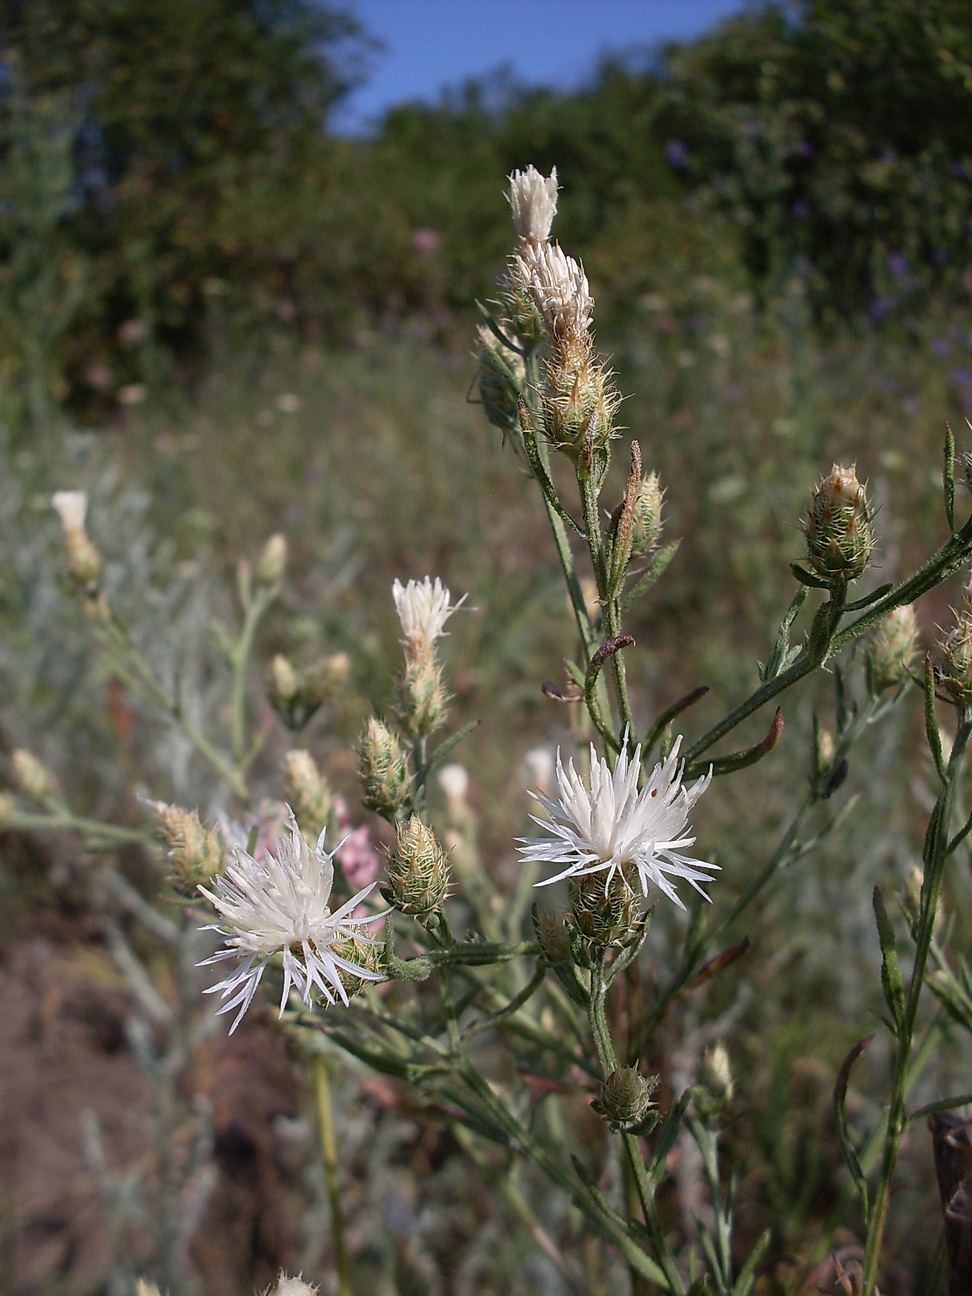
[229, 586, 271, 766]
[312, 1054, 352, 1296]
[862, 713, 972, 1292]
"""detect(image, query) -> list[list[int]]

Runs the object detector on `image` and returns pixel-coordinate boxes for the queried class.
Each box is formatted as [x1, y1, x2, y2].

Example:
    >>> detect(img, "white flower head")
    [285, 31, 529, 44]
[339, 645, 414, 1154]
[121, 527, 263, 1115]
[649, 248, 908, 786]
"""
[198, 808, 385, 1032]
[392, 576, 467, 654]
[519, 737, 715, 909]
[51, 489, 88, 533]
[512, 240, 594, 343]
[507, 165, 559, 241]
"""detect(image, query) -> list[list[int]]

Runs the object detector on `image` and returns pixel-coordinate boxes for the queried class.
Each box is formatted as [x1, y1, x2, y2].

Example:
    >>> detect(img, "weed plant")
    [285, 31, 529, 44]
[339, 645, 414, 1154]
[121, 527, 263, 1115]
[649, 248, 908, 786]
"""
[5, 167, 972, 1296]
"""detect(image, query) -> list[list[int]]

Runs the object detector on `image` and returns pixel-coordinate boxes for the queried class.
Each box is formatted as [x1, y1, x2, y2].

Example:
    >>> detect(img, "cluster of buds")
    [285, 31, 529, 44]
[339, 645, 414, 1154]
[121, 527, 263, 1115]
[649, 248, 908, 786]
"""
[939, 575, 972, 705]
[358, 717, 410, 818]
[51, 491, 102, 592]
[393, 577, 465, 739]
[591, 1066, 660, 1133]
[148, 799, 224, 893]
[381, 816, 450, 918]
[804, 464, 875, 582]
[268, 651, 350, 729]
[281, 749, 333, 841]
[867, 604, 919, 691]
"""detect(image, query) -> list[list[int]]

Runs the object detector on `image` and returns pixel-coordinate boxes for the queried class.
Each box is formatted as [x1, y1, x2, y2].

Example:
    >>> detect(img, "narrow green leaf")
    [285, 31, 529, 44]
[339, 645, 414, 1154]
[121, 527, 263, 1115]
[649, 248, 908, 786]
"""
[731, 1229, 771, 1296]
[945, 421, 956, 532]
[923, 656, 947, 782]
[833, 1034, 872, 1213]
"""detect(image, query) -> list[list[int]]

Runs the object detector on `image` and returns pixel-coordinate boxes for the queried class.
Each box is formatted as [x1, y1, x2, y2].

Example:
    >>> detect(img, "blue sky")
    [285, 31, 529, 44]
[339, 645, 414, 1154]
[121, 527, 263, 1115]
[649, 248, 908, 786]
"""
[336, 0, 750, 133]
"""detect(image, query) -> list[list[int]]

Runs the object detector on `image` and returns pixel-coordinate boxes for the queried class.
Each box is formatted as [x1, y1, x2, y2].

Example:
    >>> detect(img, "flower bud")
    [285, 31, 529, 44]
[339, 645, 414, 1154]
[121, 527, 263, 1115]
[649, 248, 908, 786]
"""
[281, 750, 333, 841]
[382, 816, 450, 917]
[541, 353, 620, 467]
[630, 472, 665, 558]
[868, 604, 918, 690]
[696, 1043, 735, 1121]
[148, 800, 224, 892]
[268, 654, 300, 709]
[358, 718, 410, 818]
[11, 749, 56, 803]
[939, 578, 972, 705]
[591, 1067, 659, 1132]
[532, 907, 571, 964]
[255, 533, 288, 588]
[303, 653, 351, 706]
[136, 1283, 164, 1296]
[804, 464, 875, 582]
[477, 325, 525, 434]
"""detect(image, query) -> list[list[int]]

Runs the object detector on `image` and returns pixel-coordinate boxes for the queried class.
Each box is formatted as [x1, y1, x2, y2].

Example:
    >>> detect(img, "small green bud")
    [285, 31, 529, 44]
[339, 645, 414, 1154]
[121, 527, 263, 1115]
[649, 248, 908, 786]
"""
[281, 750, 333, 841]
[541, 354, 620, 465]
[399, 653, 448, 738]
[149, 800, 224, 893]
[11, 749, 56, 803]
[940, 578, 972, 705]
[382, 816, 450, 917]
[268, 654, 300, 709]
[868, 604, 918, 690]
[358, 718, 410, 818]
[532, 906, 571, 964]
[592, 1067, 659, 1132]
[695, 1043, 735, 1122]
[255, 533, 288, 588]
[804, 463, 875, 582]
[477, 326, 524, 434]
[630, 472, 665, 558]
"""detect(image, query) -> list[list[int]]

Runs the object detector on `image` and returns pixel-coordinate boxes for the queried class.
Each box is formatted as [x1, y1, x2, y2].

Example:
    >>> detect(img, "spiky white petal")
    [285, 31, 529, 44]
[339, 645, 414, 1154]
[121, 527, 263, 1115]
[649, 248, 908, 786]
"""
[512, 240, 594, 342]
[198, 809, 384, 1032]
[392, 576, 466, 653]
[519, 737, 715, 908]
[508, 165, 559, 241]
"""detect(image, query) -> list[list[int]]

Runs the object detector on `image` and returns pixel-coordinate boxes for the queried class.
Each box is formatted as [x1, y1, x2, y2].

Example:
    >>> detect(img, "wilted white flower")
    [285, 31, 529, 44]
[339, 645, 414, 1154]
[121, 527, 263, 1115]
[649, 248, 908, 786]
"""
[392, 576, 467, 655]
[519, 737, 715, 908]
[269, 1277, 318, 1296]
[508, 164, 559, 241]
[198, 809, 384, 1032]
[512, 240, 594, 342]
[51, 489, 88, 533]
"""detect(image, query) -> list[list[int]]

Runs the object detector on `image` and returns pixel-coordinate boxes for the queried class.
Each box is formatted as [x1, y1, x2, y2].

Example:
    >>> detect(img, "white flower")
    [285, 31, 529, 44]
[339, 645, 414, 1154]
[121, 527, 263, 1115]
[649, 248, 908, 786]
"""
[519, 737, 715, 908]
[198, 809, 384, 1033]
[392, 576, 467, 654]
[51, 489, 88, 533]
[512, 240, 594, 342]
[508, 165, 559, 241]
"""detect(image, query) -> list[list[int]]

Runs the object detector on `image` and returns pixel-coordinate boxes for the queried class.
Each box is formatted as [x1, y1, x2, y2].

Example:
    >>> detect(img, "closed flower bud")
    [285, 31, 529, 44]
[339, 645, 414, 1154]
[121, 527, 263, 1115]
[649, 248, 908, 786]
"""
[303, 653, 351, 707]
[631, 472, 665, 557]
[940, 577, 972, 705]
[532, 906, 571, 964]
[281, 750, 333, 840]
[330, 932, 386, 1000]
[592, 1066, 659, 1132]
[149, 800, 224, 892]
[477, 325, 525, 434]
[382, 816, 450, 917]
[255, 533, 288, 588]
[541, 354, 620, 467]
[696, 1043, 735, 1121]
[136, 1283, 164, 1296]
[269, 655, 300, 709]
[868, 604, 918, 690]
[52, 492, 102, 590]
[804, 464, 875, 582]
[11, 749, 56, 803]
[358, 718, 410, 818]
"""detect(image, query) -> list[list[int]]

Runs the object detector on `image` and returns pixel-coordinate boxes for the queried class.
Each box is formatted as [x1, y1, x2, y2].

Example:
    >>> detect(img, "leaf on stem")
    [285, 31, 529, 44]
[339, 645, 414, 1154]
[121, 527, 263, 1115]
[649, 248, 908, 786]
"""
[690, 709, 783, 781]
[833, 1034, 873, 1212]
[945, 421, 956, 534]
[873, 886, 906, 1036]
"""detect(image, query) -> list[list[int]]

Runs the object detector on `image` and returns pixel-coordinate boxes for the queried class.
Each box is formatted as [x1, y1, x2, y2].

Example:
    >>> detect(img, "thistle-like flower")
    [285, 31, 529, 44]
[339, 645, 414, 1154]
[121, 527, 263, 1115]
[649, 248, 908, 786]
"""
[392, 576, 466, 656]
[507, 164, 559, 242]
[198, 809, 385, 1032]
[519, 738, 715, 908]
[512, 240, 594, 345]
